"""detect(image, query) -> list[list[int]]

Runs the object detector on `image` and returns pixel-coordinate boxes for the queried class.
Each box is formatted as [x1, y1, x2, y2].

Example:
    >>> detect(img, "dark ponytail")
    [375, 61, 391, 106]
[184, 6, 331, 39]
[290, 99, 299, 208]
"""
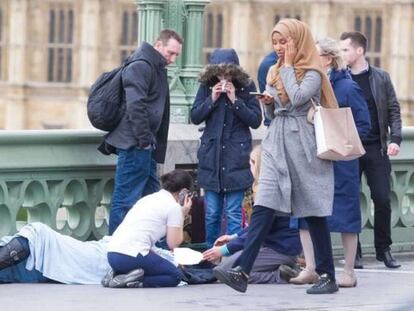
[161, 169, 193, 193]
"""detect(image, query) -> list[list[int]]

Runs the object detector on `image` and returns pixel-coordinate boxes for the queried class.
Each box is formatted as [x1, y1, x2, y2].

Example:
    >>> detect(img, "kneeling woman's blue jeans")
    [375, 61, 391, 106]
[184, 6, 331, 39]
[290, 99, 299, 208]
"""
[108, 251, 183, 287]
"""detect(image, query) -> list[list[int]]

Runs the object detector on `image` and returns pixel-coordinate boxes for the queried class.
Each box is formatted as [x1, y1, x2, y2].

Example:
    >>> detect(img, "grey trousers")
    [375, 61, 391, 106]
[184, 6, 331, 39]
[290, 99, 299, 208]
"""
[219, 247, 296, 284]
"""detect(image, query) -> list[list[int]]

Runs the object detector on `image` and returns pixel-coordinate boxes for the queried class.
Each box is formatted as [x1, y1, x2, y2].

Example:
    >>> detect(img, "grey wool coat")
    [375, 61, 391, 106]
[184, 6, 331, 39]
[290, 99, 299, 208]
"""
[255, 67, 334, 218]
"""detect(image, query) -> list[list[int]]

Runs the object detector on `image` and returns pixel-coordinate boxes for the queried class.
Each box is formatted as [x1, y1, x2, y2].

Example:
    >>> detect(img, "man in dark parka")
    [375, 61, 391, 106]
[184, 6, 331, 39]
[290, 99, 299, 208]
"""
[105, 29, 183, 234]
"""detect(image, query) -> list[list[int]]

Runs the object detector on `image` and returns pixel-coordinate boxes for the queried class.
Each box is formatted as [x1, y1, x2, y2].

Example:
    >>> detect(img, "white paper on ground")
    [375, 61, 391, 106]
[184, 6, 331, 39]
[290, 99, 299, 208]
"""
[173, 247, 203, 265]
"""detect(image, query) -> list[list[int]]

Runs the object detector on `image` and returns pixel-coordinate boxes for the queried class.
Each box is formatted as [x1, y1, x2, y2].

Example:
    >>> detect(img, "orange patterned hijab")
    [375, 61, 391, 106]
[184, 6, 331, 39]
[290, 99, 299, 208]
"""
[266, 19, 338, 108]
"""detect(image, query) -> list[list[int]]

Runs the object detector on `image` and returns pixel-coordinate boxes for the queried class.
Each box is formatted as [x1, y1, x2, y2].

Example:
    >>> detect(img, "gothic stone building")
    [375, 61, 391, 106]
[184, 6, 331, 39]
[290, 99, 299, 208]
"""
[0, 0, 413, 129]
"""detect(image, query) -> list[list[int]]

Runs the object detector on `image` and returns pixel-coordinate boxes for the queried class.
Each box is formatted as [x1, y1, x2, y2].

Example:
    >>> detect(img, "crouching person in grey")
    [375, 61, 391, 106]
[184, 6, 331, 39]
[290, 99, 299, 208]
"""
[105, 169, 193, 288]
[203, 216, 301, 284]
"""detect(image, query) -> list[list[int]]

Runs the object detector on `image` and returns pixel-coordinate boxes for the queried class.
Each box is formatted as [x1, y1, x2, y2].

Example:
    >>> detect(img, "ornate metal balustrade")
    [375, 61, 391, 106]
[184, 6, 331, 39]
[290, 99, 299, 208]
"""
[0, 128, 413, 254]
[0, 130, 116, 240]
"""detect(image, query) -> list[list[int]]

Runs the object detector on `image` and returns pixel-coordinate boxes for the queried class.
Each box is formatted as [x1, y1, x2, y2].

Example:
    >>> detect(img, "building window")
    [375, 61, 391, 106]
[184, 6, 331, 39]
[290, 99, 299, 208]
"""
[120, 8, 138, 63]
[47, 4, 75, 82]
[274, 11, 302, 25]
[0, 6, 5, 81]
[203, 10, 224, 64]
[354, 12, 382, 67]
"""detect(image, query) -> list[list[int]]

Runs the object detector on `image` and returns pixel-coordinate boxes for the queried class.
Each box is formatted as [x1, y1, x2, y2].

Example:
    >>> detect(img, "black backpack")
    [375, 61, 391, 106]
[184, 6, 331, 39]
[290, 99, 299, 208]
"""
[87, 59, 139, 132]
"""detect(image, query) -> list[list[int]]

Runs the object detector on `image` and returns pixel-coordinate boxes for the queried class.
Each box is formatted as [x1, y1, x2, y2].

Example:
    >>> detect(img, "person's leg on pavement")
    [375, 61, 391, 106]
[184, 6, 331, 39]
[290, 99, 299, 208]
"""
[355, 154, 367, 269]
[305, 216, 338, 294]
[248, 247, 297, 284]
[0, 259, 49, 283]
[109, 148, 152, 234]
[224, 191, 244, 235]
[290, 229, 319, 284]
[338, 233, 358, 287]
[108, 251, 182, 288]
[213, 205, 275, 292]
[204, 191, 224, 248]
[363, 145, 399, 268]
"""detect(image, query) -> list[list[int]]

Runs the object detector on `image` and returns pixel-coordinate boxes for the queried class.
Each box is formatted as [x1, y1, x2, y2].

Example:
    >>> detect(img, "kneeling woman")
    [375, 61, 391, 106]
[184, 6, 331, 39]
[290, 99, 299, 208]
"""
[107, 169, 193, 288]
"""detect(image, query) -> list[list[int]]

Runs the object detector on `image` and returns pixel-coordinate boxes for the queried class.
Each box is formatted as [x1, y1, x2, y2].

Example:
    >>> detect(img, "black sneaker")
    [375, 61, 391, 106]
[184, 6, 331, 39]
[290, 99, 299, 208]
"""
[279, 264, 300, 283]
[108, 268, 145, 288]
[213, 266, 248, 293]
[306, 274, 339, 294]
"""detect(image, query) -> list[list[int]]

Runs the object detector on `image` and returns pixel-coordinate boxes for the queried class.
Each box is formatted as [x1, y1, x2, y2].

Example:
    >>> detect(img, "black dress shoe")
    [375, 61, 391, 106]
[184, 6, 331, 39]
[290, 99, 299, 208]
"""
[0, 238, 30, 270]
[213, 266, 248, 293]
[376, 250, 401, 269]
[306, 274, 339, 294]
[354, 254, 364, 269]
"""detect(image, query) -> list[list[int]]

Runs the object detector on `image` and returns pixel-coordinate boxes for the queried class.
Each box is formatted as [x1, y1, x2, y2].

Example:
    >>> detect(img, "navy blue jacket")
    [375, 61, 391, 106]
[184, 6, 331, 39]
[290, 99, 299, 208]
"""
[257, 52, 278, 127]
[257, 51, 278, 93]
[328, 69, 371, 232]
[191, 49, 262, 192]
[227, 216, 301, 257]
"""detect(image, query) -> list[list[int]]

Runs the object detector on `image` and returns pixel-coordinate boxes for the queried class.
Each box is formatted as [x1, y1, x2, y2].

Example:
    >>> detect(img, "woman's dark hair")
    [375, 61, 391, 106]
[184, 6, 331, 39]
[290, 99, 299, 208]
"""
[161, 169, 193, 193]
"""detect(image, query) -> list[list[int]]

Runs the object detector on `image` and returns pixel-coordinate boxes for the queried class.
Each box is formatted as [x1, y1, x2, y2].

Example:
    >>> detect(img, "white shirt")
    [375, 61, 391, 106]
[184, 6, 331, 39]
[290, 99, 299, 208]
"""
[108, 189, 183, 257]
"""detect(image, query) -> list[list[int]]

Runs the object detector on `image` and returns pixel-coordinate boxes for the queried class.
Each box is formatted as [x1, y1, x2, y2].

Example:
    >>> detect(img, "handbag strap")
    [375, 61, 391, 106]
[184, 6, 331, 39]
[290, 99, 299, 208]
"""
[307, 98, 319, 124]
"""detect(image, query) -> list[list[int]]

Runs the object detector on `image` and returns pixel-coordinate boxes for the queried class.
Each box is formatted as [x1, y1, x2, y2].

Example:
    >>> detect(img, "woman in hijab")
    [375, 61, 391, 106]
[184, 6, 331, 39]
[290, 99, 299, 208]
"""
[213, 19, 339, 295]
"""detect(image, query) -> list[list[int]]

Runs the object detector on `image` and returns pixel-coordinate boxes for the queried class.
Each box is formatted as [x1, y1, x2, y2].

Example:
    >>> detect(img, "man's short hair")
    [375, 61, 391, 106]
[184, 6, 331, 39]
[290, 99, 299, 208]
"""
[155, 29, 184, 45]
[339, 31, 367, 54]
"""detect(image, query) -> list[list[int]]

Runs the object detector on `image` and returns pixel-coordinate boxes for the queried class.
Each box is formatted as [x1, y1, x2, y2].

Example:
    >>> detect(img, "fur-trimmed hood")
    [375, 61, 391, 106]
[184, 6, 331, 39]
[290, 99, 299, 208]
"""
[198, 48, 251, 89]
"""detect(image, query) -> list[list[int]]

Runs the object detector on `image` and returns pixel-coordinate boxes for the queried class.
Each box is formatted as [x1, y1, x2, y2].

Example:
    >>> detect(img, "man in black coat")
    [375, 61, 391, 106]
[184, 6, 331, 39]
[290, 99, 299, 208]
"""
[105, 29, 183, 234]
[339, 31, 402, 269]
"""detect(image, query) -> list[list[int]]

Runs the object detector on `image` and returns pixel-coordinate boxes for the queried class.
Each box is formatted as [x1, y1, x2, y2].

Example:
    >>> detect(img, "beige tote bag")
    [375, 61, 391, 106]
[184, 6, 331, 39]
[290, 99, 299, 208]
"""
[308, 100, 366, 161]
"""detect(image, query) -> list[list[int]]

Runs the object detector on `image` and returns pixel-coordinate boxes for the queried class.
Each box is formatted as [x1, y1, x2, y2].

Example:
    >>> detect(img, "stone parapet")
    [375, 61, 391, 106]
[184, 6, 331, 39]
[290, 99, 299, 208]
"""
[0, 127, 413, 255]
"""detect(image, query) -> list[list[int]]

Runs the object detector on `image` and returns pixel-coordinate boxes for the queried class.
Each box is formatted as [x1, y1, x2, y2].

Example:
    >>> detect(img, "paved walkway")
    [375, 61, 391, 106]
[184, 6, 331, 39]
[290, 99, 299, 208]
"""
[1, 253, 414, 311]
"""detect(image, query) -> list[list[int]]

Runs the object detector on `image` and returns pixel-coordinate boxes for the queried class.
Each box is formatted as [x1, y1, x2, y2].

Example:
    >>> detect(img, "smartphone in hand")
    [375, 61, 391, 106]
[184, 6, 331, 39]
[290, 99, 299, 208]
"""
[249, 91, 266, 97]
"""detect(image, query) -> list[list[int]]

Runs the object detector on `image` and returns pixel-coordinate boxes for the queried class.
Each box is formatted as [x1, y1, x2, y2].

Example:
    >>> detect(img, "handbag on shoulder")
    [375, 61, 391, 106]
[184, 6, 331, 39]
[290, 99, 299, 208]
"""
[307, 99, 365, 161]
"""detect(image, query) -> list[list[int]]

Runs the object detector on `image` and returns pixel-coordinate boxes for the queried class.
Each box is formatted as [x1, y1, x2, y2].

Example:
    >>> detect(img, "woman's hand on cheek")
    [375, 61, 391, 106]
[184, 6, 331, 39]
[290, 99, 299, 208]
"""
[181, 195, 192, 216]
[284, 36, 297, 67]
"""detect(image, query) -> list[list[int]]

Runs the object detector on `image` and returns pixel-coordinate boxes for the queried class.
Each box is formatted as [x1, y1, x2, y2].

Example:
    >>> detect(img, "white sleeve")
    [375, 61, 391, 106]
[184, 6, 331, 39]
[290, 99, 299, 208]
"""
[167, 205, 183, 228]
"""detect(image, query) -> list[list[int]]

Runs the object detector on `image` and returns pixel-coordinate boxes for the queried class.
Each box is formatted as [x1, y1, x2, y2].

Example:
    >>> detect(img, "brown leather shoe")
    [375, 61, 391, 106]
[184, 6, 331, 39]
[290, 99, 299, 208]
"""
[289, 269, 319, 284]
[337, 270, 357, 288]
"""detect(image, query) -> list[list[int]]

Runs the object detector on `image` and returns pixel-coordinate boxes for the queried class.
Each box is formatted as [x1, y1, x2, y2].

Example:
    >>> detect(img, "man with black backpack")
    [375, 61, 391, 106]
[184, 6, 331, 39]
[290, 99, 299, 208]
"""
[102, 29, 183, 234]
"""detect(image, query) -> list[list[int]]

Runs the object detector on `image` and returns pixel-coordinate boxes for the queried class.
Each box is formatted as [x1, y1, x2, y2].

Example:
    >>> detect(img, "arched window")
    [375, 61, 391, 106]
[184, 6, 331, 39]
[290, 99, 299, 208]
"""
[273, 10, 303, 27]
[203, 9, 225, 64]
[119, 7, 138, 63]
[353, 11, 382, 67]
[47, 4, 75, 83]
[0, 7, 4, 80]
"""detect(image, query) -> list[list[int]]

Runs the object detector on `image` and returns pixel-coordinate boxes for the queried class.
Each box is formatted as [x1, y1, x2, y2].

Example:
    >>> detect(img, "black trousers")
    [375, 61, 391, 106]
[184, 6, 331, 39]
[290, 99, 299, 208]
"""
[358, 143, 392, 255]
[234, 205, 335, 280]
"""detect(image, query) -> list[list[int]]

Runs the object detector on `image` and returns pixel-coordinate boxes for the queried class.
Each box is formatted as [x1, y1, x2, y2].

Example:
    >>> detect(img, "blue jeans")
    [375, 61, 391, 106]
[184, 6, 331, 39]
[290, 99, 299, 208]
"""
[0, 259, 48, 283]
[204, 190, 244, 248]
[108, 251, 182, 288]
[108, 147, 160, 234]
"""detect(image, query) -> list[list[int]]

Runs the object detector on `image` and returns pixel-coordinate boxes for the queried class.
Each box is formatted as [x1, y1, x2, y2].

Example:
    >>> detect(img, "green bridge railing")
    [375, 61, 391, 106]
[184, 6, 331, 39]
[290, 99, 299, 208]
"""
[0, 128, 413, 254]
